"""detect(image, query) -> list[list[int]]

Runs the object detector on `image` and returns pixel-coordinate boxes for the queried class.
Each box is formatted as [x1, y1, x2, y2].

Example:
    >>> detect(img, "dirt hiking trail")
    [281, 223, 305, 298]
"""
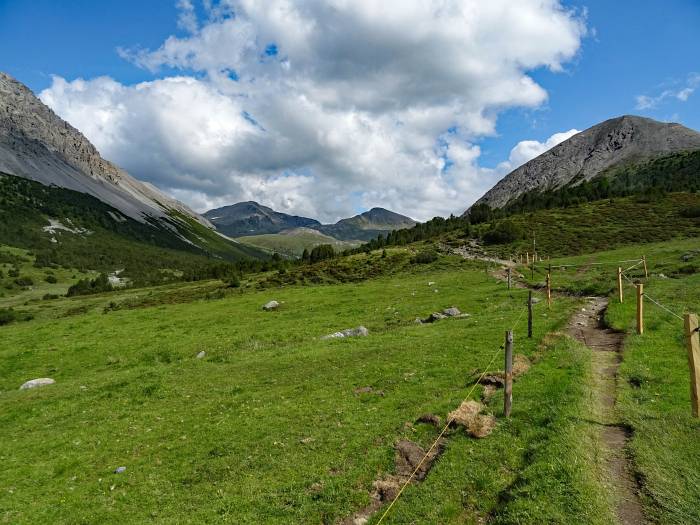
[568, 297, 645, 525]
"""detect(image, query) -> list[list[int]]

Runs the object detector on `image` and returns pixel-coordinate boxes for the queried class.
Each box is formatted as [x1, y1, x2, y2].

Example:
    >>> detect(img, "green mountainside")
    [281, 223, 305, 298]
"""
[236, 227, 360, 257]
[0, 172, 268, 286]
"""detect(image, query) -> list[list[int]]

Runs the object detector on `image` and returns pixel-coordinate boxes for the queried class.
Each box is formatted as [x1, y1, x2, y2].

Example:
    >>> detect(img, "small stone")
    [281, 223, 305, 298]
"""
[19, 378, 55, 390]
[114, 466, 126, 474]
[300, 437, 315, 444]
[428, 281, 435, 286]
[424, 312, 446, 323]
[196, 351, 206, 359]
[262, 300, 280, 311]
[321, 326, 369, 340]
[442, 307, 461, 317]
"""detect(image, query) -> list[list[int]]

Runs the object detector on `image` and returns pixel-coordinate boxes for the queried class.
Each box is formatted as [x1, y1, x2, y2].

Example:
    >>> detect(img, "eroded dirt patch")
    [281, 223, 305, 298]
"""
[340, 439, 446, 525]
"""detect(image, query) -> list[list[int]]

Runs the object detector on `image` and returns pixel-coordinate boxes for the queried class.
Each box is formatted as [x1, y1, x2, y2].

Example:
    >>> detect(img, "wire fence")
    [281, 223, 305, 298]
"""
[376, 278, 548, 523]
[376, 254, 692, 522]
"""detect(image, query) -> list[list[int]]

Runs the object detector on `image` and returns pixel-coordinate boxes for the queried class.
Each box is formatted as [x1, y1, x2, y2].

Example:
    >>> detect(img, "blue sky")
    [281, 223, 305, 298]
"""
[1, 1, 699, 220]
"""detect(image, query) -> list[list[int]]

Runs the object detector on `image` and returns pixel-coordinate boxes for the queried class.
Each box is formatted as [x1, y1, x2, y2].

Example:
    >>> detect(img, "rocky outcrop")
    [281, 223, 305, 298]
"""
[470, 115, 700, 211]
[0, 72, 211, 226]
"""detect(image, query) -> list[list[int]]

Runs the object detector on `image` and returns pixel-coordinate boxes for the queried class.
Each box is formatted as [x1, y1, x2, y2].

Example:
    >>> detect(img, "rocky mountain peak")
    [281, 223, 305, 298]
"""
[469, 115, 700, 211]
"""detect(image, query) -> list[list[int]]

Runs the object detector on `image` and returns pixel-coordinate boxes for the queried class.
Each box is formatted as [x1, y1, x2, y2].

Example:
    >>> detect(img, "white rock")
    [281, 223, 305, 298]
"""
[263, 300, 280, 311]
[114, 466, 126, 474]
[442, 307, 461, 317]
[19, 378, 55, 390]
[321, 326, 369, 340]
[428, 281, 435, 286]
[196, 351, 206, 359]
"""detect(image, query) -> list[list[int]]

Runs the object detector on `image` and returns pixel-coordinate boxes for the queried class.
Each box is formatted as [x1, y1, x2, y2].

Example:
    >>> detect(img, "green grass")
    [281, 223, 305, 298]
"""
[527, 237, 700, 524]
[236, 228, 360, 258]
[0, 254, 606, 524]
[378, 335, 615, 525]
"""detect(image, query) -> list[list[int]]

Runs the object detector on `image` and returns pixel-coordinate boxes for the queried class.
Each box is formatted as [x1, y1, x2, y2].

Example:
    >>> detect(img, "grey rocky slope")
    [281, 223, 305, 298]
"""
[0, 71, 211, 226]
[471, 115, 700, 210]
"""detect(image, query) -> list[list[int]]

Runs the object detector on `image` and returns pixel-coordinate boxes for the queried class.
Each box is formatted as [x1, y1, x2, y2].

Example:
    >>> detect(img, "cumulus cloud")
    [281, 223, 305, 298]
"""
[635, 73, 700, 110]
[497, 129, 580, 174]
[41, 0, 586, 221]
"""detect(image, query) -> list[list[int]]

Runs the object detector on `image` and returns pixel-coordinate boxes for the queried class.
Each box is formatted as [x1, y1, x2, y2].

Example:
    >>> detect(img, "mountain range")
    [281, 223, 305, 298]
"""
[204, 201, 417, 242]
[471, 115, 700, 211]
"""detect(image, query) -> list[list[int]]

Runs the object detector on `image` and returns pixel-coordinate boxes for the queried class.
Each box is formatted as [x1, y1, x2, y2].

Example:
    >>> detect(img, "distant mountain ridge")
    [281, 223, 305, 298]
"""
[204, 201, 321, 237]
[470, 115, 700, 211]
[205, 203, 417, 242]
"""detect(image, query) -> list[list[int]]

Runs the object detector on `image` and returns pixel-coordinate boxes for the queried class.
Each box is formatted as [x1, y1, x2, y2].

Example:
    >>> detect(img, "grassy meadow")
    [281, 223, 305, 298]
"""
[0, 250, 608, 524]
[2, 235, 699, 524]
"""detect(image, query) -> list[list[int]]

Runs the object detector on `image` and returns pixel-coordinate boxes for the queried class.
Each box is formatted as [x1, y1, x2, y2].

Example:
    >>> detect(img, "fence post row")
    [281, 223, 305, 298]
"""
[685, 313, 700, 418]
[617, 267, 623, 303]
[636, 283, 644, 335]
[527, 291, 533, 339]
[504, 330, 513, 417]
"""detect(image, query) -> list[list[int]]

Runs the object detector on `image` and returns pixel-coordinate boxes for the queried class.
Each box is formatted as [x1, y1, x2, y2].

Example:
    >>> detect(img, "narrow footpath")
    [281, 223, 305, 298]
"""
[567, 297, 645, 525]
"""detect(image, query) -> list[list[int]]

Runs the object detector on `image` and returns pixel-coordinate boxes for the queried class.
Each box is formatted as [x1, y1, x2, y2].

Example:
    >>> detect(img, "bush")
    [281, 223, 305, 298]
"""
[483, 220, 523, 245]
[680, 206, 700, 218]
[14, 276, 34, 287]
[67, 273, 113, 297]
[225, 275, 241, 288]
[411, 249, 438, 264]
[309, 244, 335, 263]
[0, 307, 33, 326]
[45, 274, 58, 284]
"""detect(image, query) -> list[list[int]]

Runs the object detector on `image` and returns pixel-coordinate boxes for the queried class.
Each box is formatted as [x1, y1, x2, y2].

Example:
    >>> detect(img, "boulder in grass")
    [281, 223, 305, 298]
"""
[19, 378, 55, 390]
[321, 326, 369, 340]
[423, 312, 446, 323]
[196, 351, 206, 359]
[262, 300, 280, 311]
[442, 307, 461, 317]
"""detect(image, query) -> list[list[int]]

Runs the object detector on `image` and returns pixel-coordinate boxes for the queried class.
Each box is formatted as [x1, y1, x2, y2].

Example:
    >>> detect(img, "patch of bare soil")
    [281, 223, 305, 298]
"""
[340, 439, 446, 525]
[567, 297, 645, 525]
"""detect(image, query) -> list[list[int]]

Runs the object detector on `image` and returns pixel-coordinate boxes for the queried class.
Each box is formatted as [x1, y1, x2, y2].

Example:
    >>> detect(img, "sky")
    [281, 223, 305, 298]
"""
[1, 0, 699, 222]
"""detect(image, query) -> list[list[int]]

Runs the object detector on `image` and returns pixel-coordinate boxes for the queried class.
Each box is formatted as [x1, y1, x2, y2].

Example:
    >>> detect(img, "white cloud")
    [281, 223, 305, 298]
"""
[635, 73, 700, 110]
[496, 128, 580, 174]
[41, 0, 586, 222]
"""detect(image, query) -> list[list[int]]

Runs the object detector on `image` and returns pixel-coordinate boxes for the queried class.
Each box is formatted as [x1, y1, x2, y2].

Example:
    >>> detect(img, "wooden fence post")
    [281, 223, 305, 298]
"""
[504, 330, 513, 417]
[526, 252, 529, 265]
[636, 284, 644, 335]
[507, 267, 512, 290]
[527, 291, 533, 339]
[642, 255, 648, 278]
[546, 272, 552, 307]
[684, 313, 700, 418]
[617, 267, 623, 303]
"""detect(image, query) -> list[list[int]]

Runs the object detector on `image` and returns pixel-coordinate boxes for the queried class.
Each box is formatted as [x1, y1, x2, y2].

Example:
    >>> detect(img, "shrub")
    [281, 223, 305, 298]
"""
[45, 274, 58, 284]
[411, 249, 438, 264]
[483, 220, 523, 245]
[14, 276, 34, 287]
[680, 206, 700, 218]
[67, 273, 113, 297]
[0, 307, 33, 326]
